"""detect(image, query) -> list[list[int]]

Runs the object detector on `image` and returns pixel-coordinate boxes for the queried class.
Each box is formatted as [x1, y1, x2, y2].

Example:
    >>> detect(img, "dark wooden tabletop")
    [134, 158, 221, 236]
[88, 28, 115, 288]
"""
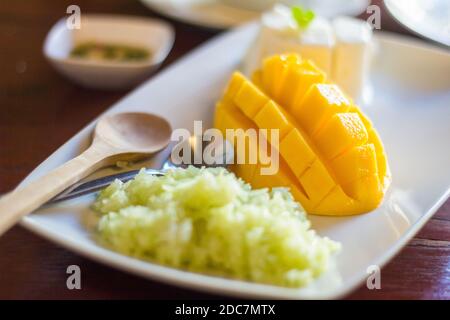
[0, 0, 448, 300]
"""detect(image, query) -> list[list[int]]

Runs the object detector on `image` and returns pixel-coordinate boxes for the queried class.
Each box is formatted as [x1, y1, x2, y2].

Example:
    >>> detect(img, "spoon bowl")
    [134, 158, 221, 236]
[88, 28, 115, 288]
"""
[94, 112, 172, 154]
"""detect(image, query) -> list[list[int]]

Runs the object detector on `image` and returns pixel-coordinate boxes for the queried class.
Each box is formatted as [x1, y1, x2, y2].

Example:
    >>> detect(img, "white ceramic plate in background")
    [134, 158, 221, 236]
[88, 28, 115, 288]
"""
[385, 0, 450, 47]
[140, 0, 258, 29]
[21, 24, 450, 299]
[44, 15, 175, 90]
[140, 0, 370, 29]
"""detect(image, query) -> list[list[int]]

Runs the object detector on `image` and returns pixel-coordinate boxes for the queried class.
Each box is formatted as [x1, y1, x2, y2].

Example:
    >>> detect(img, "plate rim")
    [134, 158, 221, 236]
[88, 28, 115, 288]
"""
[384, 0, 450, 48]
[139, 0, 258, 30]
[17, 28, 450, 299]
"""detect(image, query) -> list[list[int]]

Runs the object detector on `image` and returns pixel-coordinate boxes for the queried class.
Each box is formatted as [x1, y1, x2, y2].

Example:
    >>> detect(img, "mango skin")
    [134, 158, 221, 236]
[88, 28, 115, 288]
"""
[214, 54, 391, 215]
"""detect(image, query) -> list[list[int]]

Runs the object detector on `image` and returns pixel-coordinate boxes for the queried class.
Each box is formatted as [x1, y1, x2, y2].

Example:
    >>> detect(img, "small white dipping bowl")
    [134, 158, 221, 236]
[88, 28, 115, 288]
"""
[44, 15, 175, 90]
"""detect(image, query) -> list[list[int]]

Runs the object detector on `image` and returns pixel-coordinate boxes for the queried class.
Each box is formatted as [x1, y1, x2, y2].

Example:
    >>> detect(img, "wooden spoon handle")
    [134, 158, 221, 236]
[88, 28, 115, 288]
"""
[0, 146, 107, 236]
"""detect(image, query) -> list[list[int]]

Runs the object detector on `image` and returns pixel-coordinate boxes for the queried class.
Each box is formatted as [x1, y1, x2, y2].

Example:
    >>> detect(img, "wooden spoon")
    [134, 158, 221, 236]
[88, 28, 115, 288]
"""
[0, 112, 172, 236]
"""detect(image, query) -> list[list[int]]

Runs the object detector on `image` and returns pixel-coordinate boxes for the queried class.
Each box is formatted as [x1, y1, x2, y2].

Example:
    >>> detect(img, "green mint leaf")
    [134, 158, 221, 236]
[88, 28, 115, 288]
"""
[291, 5, 315, 29]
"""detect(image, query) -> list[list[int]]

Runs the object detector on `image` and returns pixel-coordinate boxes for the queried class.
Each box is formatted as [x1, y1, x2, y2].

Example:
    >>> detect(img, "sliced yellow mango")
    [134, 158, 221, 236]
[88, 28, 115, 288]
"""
[216, 101, 258, 184]
[251, 70, 263, 89]
[331, 144, 378, 198]
[278, 61, 326, 110]
[292, 83, 352, 136]
[254, 101, 292, 140]
[231, 156, 258, 184]
[279, 60, 326, 111]
[313, 186, 357, 215]
[223, 72, 246, 102]
[217, 102, 251, 132]
[235, 87, 339, 206]
[298, 159, 336, 205]
[351, 105, 391, 190]
[251, 158, 312, 212]
[279, 128, 316, 178]
[262, 53, 302, 100]
[350, 105, 373, 129]
[214, 54, 391, 215]
[262, 55, 287, 99]
[234, 81, 269, 118]
[314, 112, 368, 160]
[343, 174, 383, 212]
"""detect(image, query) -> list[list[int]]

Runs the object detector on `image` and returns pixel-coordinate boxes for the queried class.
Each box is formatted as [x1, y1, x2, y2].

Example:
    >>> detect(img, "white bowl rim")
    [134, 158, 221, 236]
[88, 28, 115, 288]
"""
[43, 14, 175, 69]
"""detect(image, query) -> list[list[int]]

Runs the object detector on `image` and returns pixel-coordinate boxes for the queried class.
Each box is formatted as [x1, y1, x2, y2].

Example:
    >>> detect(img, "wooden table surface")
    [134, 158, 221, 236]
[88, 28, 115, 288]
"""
[0, 0, 448, 300]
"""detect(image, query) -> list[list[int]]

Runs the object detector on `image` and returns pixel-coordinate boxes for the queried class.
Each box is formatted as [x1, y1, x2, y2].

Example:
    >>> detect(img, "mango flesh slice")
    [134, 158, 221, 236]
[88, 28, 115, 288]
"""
[293, 83, 352, 136]
[279, 128, 315, 178]
[214, 54, 391, 215]
[278, 60, 326, 111]
[214, 101, 258, 183]
[313, 112, 369, 160]
[254, 101, 292, 140]
[331, 144, 378, 198]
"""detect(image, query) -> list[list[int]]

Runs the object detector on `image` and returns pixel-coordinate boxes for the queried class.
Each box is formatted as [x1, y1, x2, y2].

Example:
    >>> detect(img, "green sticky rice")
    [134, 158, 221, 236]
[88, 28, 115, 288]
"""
[93, 167, 340, 287]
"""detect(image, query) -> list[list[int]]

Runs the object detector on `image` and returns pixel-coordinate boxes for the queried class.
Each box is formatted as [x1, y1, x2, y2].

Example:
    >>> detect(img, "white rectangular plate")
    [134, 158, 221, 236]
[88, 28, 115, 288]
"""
[19, 24, 450, 299]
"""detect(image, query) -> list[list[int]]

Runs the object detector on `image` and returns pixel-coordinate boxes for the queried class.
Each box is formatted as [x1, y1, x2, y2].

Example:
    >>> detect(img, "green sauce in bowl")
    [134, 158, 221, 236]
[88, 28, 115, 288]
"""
[71, 42, 150, 62]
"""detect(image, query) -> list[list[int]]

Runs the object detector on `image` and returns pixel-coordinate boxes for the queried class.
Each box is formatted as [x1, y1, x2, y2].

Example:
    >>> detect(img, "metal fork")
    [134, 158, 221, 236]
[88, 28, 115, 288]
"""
[48, 135, 233, 204]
